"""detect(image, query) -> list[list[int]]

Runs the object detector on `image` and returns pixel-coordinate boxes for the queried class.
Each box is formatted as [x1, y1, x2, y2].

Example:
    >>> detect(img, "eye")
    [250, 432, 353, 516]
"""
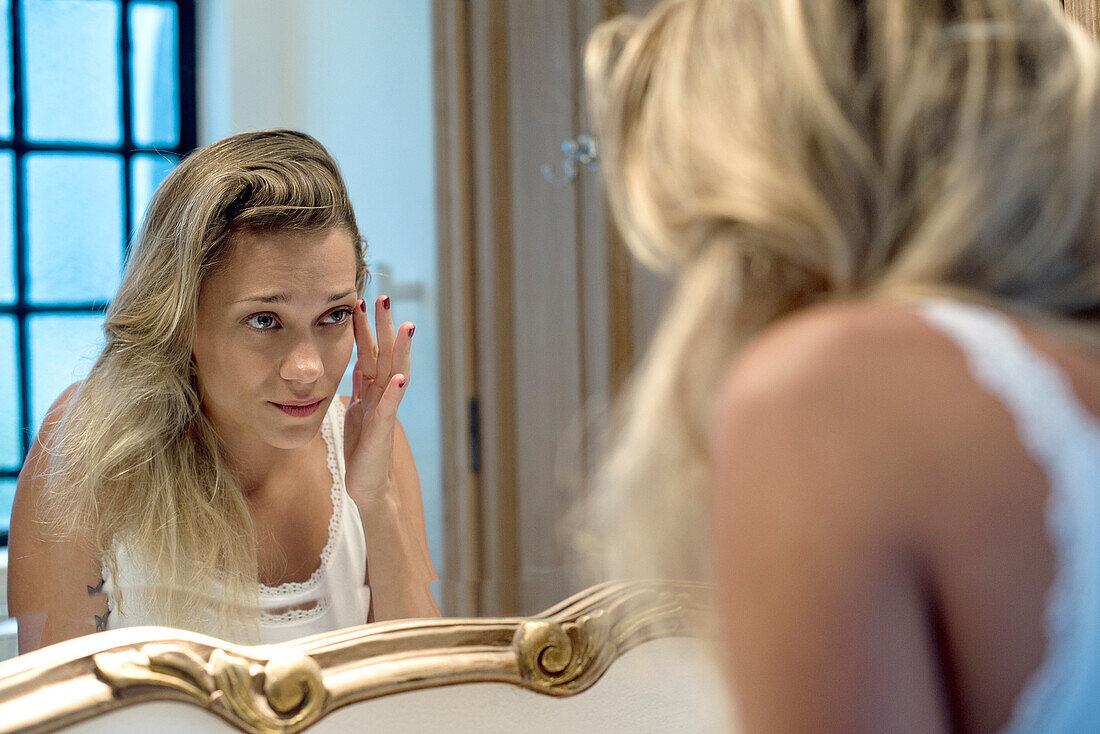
[244, 312, 280, 331]
[322, 307, 354, 326]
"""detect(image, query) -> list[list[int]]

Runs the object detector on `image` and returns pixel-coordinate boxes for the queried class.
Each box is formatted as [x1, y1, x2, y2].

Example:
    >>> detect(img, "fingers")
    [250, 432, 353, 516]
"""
[350, 374, 408, 469]
[351, 367, 375, 408]
[375, 374, 407, 421]
[343, 374, 364, 461]
[364, 296, 394, 407]
[359, 370, 376, 411]
[392, 322, 414, 388]
[352, 298, 378, 380]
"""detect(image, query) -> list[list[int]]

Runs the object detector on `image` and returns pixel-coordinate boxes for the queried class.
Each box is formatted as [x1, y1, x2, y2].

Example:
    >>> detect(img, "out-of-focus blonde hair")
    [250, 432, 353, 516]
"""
[583, 0, 1100, 582]
[43, 129, 366, 636]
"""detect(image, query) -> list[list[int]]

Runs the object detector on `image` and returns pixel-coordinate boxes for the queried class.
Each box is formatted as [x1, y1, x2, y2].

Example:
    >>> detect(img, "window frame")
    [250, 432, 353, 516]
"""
[0, 0, 197, 545]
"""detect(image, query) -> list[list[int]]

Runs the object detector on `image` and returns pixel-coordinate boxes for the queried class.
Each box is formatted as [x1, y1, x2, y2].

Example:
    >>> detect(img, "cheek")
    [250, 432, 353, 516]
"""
[190, 332, 218, 388]
[330, 330, 355, 371]
[192, 329, 257, 393]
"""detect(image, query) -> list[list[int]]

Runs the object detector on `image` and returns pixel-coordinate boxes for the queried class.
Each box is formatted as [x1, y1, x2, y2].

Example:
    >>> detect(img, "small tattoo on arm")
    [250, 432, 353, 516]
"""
[89, 578, 110, 632]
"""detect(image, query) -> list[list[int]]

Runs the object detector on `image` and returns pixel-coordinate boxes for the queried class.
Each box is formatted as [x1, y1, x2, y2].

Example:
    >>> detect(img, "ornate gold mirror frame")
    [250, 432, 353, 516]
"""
[0, 580, 709, 734]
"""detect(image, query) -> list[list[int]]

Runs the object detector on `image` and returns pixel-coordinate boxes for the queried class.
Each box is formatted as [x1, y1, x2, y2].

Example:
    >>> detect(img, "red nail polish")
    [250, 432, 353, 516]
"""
[382, 296, 391, 310]
[408, 325, 416, 338]
[358, 299, 366, 312]
[398, 378, 406, 389]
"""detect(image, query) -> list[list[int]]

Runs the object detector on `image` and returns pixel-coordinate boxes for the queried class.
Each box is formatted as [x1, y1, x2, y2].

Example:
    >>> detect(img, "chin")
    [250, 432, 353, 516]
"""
[265, 414, 327, 449]
[265, 428, 321, 451]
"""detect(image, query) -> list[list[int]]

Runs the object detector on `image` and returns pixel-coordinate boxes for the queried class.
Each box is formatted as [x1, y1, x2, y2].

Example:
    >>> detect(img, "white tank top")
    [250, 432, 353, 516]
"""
[916, 300, 1100, 733]
[101, 398, 372, 643]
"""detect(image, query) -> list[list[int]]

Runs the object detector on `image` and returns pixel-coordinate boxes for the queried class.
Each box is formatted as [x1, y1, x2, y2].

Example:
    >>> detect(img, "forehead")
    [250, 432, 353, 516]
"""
[209, 228, 357, 298]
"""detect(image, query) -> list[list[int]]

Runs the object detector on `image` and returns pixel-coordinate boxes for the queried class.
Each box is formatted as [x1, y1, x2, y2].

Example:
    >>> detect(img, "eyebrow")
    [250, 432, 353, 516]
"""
[235, 290, 357, 305]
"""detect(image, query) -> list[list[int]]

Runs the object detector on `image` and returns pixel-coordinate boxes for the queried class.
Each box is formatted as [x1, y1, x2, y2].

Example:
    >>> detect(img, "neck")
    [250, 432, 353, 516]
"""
[220, 429, 324, 499]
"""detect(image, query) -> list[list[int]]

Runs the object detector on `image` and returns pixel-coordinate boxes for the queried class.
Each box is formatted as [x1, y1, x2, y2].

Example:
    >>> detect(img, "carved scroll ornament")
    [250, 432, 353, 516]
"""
[0, 580, 709, 734]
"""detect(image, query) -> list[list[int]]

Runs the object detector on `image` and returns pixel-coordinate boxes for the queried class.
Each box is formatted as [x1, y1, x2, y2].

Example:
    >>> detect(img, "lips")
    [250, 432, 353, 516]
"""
[271, 399, 323, 418]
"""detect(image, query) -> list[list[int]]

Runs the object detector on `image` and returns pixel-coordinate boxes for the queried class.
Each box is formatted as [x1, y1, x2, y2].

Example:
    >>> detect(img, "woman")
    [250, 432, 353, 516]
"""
[8, 130, 439, 650]
[585, 1, 1100, 732]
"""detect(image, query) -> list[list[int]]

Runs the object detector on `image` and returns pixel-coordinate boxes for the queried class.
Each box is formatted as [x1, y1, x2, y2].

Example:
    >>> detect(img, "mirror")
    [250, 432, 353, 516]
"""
[1, 0, 460, 658]
[1, 0, 642, 662]
[0, 581, 732, 734]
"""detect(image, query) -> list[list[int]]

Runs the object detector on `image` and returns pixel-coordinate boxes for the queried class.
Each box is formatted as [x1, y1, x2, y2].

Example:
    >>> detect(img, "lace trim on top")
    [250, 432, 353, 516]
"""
[259, 596, 331, 625]
[917, 301, 1100, 734]
[259, 399, 345, 600]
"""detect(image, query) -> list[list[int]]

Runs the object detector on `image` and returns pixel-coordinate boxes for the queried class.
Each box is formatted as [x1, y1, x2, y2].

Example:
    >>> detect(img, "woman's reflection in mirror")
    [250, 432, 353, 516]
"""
[8, 130, 439, 652]
[584, 1, 1100, 732]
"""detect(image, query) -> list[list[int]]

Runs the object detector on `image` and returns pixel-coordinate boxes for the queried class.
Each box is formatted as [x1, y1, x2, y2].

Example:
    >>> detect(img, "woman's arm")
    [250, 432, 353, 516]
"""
[342, 297, 440, 620]
[341, 391, 439, 620]
[7, 383, 109, 653]
[357, 418, 439, 620]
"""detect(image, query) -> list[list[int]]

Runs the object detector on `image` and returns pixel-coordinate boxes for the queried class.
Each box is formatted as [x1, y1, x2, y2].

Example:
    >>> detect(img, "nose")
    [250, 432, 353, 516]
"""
[279, 336, 324, 384]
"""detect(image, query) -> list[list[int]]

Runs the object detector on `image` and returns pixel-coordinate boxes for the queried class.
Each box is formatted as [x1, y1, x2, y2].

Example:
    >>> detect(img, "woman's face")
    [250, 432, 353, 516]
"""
[192, 227, 358, 454]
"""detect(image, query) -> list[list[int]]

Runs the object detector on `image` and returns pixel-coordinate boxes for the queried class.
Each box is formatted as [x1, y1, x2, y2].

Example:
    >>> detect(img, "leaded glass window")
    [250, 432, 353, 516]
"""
[0, 0, 196, 540]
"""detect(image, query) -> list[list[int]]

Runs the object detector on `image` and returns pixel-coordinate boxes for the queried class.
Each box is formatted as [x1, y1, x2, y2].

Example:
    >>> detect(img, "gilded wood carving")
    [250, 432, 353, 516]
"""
[0, 580, 709, 734]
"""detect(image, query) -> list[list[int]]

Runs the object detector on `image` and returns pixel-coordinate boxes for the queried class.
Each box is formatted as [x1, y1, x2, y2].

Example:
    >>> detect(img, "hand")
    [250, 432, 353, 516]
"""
[344, 295, 414, 509]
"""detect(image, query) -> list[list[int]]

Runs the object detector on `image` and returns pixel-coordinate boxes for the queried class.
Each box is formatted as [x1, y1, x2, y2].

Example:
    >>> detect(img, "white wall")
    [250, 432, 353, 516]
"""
[195, 0, 443, 586]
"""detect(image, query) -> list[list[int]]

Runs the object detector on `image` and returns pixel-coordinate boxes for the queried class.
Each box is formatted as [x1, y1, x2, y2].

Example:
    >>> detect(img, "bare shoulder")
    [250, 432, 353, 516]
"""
[712, 300, 991, 538]
[712, 302, 964, 732]
[716, 300, 970, 454]
[12, 381, 83, 519]
[9, 380, 106, 652]
[717, 300, 957, 418]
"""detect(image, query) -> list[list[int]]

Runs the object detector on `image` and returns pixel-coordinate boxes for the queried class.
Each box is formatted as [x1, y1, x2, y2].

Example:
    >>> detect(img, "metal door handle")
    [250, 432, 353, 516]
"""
[541, 134, 599, 185]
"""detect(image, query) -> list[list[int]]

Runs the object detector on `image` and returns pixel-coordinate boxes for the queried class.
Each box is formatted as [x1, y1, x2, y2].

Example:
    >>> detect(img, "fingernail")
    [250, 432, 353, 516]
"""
[382, 296, 391, 310]
[398, 378, 406, 389]
[408, 325, 415, 338]
[358, 299, 366, 312]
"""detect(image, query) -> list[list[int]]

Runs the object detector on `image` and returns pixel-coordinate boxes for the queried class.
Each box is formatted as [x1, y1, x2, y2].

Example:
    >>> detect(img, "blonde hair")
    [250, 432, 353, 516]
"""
[583, 0, 1100, 582]
[43, 129, 366, 635]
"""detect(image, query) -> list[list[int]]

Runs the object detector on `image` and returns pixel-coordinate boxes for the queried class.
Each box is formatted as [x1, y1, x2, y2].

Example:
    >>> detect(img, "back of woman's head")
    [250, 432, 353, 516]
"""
[588, 0, 1100, 322]
[44, 129, 365, 635]
[581, 0, 1100, 582]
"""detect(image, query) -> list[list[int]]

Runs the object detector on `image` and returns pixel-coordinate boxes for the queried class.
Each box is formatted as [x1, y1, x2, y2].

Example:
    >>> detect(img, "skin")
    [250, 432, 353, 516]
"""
[7, 382, 106, 650]
[711, 300, 1100, 734]
[8, 227, 438, 653]
[192, 228, 359, 491]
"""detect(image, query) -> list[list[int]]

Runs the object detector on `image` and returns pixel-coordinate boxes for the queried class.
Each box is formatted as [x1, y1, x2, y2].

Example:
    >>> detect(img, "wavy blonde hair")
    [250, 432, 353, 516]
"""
[42, 130, 366, 636]
[583, 0, 1100, 583]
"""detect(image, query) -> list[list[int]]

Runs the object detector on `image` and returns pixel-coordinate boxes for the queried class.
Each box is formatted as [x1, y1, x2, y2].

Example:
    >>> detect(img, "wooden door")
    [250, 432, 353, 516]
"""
[1066, 0, 1100, 38]
[434, 0, 662, 617]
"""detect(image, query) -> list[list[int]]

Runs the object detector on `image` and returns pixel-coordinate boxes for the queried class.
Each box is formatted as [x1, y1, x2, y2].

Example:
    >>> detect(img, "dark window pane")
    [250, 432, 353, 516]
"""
[0, 151, 13, 304]
[0, 477, 15, 536]
[28, 312, 104, 434]
[26, 153, 123, 304]
[22, 0, 122, 144]
[0, 0, 11, 140]
[130, 1, 179, 147]
[130, 152, 176, 234]
[0, 315, 17, 468]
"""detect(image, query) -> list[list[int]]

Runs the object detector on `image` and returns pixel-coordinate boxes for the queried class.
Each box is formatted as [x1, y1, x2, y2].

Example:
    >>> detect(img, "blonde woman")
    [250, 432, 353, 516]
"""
[586, 0, 1100, 732]
[7, 130, 439, 651]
